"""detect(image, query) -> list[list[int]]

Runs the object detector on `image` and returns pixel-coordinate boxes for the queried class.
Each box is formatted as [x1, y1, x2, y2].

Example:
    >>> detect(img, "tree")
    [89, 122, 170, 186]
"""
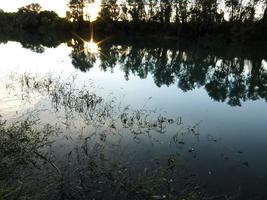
[127, 0, 146, 22]
[39, 11, 59, 24]
[18, 3, 42, 13]
[261, 0, 267, 21]
[174, 0, 188, 24]
[68, 0, 84, 22]
[99, 0, 120, 22]
[241, 0, 260, 22]
[161, 0, 173, 25]
[225, 0, 246, 22]
[16, 4, 42, 29]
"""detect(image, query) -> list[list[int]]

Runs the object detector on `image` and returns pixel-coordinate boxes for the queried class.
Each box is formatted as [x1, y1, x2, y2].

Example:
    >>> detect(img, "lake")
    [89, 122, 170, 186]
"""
[0, 35, 267, 199]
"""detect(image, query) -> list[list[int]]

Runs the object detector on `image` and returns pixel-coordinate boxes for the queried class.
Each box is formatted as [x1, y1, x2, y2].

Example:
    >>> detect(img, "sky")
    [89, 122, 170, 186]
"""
[0, 0, 68, 16]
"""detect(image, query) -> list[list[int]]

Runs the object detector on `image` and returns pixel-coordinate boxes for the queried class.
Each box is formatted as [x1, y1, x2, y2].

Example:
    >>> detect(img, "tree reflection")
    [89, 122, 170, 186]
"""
[68, 38, 267, 106]
[67, 38, 97, 72]
[1, 31, 267, 106]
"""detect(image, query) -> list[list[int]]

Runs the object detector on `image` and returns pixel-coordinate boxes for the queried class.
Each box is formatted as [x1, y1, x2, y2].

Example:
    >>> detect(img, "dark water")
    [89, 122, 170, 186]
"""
[0, 37, 267, 199]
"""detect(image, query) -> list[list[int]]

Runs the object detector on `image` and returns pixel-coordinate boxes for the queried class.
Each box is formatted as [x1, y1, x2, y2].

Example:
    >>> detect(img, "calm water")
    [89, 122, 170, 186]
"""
[0, 38, 267, 199]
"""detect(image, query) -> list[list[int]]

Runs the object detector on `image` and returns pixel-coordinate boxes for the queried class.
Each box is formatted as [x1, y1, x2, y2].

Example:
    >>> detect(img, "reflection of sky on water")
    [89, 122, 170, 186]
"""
[0, 41, 267, 191]
[0, 41, 266, 131]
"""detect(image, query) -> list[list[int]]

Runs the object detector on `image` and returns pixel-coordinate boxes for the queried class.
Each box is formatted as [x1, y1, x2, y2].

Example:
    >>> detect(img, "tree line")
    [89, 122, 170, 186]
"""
[96, 0, 267, 23]
[67, 0, 267, 23]
[94, 0, 267, 42]
[1, 1, 267, 42]
[0, 3, 73, 34]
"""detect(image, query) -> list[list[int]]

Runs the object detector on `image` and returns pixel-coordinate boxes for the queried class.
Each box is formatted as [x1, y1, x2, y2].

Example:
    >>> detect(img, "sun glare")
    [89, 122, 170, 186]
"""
[84, 0, 102, 22]
[84, 40, 99, 55]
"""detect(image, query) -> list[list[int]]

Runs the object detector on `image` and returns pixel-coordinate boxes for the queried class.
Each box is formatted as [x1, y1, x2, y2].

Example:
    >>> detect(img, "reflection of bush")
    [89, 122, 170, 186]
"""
[0, 73, 209, 199]
[0, 117, 56, 173]
[0, 116, 58, 200]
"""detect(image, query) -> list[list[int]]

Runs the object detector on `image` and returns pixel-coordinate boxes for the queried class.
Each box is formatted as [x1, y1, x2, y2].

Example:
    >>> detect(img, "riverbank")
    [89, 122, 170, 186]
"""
[1, 8, 267, 46]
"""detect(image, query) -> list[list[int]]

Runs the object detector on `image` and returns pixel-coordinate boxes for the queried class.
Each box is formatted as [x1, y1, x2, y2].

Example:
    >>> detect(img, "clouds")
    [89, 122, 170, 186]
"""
[0, 0, 68, 16]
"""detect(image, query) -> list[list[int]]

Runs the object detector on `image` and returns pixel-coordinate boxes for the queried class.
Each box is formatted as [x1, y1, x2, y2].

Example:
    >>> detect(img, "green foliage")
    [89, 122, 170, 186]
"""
[99, 0, 120, 22]
[0, 4, 73, 33]
[68, 0, 84, 22]
[0, 1, 267, 45]
[18, 3, 42, 13]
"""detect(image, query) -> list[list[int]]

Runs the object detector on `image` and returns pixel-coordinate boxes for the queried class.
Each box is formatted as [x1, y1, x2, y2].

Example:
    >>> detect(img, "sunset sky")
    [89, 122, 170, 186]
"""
[0, 1, 68, 16]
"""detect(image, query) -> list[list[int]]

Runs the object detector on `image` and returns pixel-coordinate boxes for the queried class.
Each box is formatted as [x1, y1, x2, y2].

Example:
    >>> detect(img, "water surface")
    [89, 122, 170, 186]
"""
[0, 38, 267, 199]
